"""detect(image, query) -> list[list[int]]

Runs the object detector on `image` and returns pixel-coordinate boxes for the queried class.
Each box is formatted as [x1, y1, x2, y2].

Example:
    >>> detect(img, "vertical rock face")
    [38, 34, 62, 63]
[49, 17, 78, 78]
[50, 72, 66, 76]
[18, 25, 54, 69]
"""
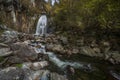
[0, 0, 60, 33]
[0, 0, 46, 33]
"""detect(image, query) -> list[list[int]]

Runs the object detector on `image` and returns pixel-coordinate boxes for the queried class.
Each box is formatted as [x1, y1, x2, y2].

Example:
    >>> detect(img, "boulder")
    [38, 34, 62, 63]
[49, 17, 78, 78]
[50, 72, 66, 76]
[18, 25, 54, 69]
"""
[22, 61, 48, 70]
[72, 48, 79, 54]
[0, 43, 8, 47]
[52, 44, 64, 52]
[1, 30, 19, 43]
[60, 36, 68, 45]
[10, 42, 38, 61]
[80, 46, 103, 57]
[51, 72, 68, 80]
[46, 44, 64, 53]
[106, 51, 120, 64]
[0, 48, 12, 57]
[0, 67, 68, 80]
[0, 67, 24, 80]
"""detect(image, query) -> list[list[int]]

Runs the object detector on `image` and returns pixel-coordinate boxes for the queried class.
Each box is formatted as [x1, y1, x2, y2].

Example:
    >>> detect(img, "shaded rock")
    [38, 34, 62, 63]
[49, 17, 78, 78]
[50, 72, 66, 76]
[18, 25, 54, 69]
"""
[60, 36, 68, 45]
[46, 43, 54, 51]
[80, 46, 103, 57]
[106, 51, 120, 64]
[0, 67, 24, 80]
[51, 72, 68, 80]
[0, 48, 12, 57]
[11, 42, 38, 61]
[0, 43, 8, 47]
[0, 25, 7, 30]
[100, 41, 111, 53]
[6, 56, 23, 64]
[51, 44, 64, 53]
[110, 70, 120, 80]
[72, 48, 79, 54]
[46, 43, 64, 53]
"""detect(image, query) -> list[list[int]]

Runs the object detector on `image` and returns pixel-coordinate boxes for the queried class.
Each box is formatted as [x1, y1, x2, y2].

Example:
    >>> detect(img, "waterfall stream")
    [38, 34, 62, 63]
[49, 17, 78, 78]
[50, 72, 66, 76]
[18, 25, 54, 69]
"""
[32, 43, 92, 71]
[44, 0, 59, 6]
[35, 15, 47, 36]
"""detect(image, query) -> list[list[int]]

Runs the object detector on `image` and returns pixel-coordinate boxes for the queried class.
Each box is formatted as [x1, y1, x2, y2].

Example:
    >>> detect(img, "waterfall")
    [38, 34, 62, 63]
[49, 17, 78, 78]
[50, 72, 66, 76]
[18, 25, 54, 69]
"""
[11, 10, 16, 23]
[44, 0, 59, 6]
[35, 15, 47, 36]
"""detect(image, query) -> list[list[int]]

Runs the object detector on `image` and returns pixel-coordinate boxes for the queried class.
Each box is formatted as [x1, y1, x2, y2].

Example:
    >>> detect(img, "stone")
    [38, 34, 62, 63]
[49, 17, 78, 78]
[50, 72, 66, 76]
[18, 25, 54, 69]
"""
[52, 44, 64, 53]
[11, 42, 38, 61]
[0, 43, 8, 47]
[1, 30, 19, 43]
[60, 36, 68, 45]
[0, 67, 24, 80]
[72, 48, 79, 54]
[0, 67, 68, 80]
[51, 72, 68, 80]
[46, 43, 64, 53]
[0, 25, 7, 30]
[0, 48, 12, 57]
[22, 61, 48, 70]
[6, 56, 23, 64]
[46, 43, 54, 51]
[108, 51, 120, 64]
[80, 46, 103, 57]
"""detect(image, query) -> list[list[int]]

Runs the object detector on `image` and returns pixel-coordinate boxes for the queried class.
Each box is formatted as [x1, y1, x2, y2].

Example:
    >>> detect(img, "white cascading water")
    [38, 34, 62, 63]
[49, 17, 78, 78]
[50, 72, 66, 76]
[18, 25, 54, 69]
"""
[44, 0, 59, 6]
[35, 15, 47, 36]
[11, 10, 16, 23]
[33, 43, 92, 70]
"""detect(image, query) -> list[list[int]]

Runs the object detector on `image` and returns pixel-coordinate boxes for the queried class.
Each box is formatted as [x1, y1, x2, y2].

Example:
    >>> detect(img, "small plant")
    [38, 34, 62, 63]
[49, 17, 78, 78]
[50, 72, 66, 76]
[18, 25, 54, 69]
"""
[15, 64, 23, 68]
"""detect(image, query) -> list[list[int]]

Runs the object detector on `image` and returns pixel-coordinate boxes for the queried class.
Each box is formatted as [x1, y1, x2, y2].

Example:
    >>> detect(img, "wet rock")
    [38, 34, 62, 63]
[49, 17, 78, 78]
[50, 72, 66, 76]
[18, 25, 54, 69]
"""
[40, 70, 50, 80]
[22, 61, 48, 70]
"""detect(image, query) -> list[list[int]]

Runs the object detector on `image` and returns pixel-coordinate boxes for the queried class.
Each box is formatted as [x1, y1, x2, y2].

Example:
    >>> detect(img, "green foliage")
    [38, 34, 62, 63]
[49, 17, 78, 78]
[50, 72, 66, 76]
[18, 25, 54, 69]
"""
[15, 64, 23, 68]
[53, 0, 120, 31]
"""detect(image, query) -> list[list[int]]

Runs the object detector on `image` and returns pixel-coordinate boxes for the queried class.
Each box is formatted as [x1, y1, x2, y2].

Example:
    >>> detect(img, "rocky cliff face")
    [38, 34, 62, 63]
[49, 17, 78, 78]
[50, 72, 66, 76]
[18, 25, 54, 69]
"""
[0, 0, 52, 33]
